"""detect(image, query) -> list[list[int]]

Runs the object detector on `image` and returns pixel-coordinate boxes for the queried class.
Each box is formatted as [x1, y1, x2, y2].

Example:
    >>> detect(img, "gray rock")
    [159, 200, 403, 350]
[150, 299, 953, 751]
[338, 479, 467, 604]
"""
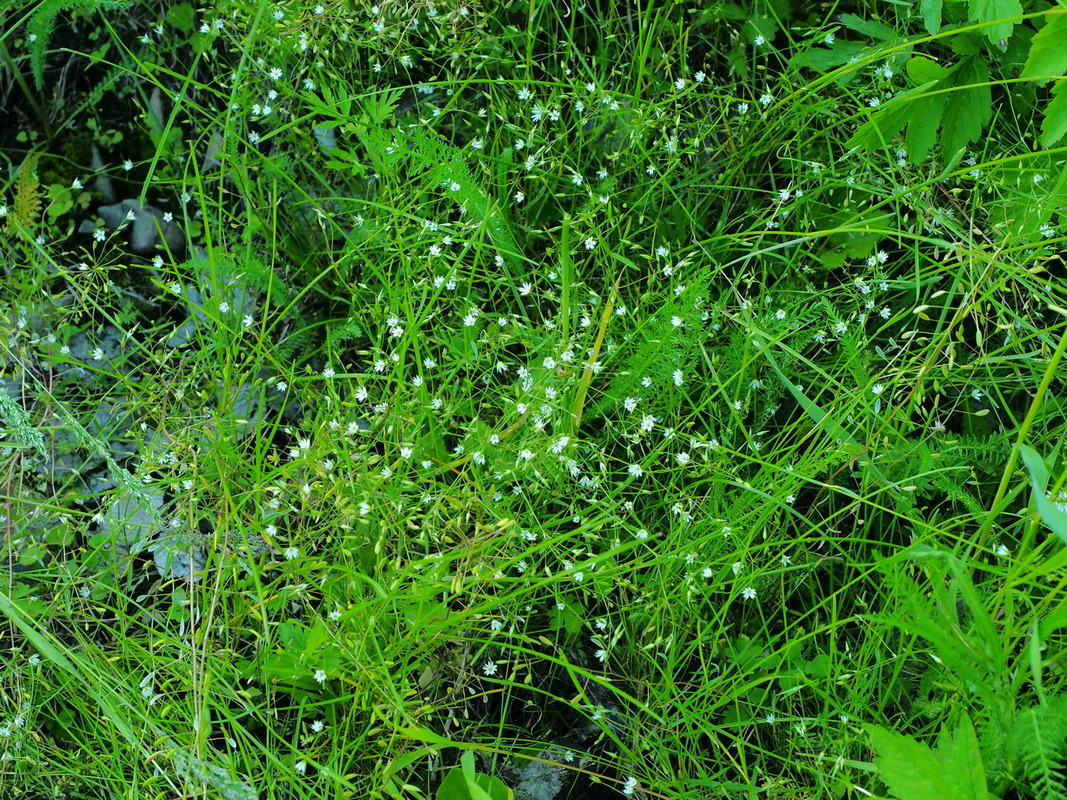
[511, 757, 566, 800]
[91, 144, 117, 203]
[97, 482, 166, 555]
[97, 199, 185, 254]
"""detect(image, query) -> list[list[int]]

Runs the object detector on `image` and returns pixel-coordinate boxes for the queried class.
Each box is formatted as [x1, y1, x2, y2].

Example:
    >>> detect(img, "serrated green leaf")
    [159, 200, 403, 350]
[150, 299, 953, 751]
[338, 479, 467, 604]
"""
[941, 57, 992, 159]
[921, 0, 943, 35]
[907, 55, 951, 84]
[1041, 79, 1067, 147]
[790, 40, 868, 73]
[164, 1, 193, 32]
[867, 725, 952, 800]
[869, 716, 989, 800]
[1022, 10, 1067, 84]
[934, 714, 988, 800]
[846, 93, 918, 153]
[837, 13, 898, 40]
[969, 0, 1023, 45]
[906, 89, 950, 162]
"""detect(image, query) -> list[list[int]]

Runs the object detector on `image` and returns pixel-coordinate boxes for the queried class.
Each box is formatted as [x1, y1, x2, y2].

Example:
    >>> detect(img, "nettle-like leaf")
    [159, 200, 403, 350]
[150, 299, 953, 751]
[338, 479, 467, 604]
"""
[1022, 9, 1067, 83]
[848, 54, 991, 164]
[1041, 80, 1067, 147]
[1023, 9, 1067, 146]
[867, 714, 989, 800]
[969, 0, 1023, 46]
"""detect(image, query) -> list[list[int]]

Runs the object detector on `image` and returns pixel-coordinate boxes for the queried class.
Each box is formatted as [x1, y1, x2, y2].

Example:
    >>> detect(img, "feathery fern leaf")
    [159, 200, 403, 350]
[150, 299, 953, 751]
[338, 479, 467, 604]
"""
[26, 0, 126, 89]
[1012, 694, 1067, 800]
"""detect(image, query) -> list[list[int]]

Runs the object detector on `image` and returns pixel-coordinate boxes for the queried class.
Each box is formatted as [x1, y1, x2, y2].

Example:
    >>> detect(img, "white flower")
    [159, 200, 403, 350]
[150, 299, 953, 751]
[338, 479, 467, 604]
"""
[313, 669, 327, 684]
[742, 586, 757, 600]
[482, 660, 498, 676]
[622, 776, 639, 796]
[628, 464, 643, 478]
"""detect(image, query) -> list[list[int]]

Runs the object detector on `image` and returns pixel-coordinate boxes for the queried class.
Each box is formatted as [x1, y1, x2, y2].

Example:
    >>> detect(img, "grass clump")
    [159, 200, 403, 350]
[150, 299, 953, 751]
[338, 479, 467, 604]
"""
[2, 1, 1067, 799]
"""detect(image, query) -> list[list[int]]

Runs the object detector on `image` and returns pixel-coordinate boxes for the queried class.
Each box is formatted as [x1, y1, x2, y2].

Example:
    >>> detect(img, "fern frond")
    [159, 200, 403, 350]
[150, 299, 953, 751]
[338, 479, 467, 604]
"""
[1012, 694, 1067, 800]
[8, 152, 42, 234]
[585, 269, 715, 421]
[406, 128, 523, 269]
[27, 0, 128, 89]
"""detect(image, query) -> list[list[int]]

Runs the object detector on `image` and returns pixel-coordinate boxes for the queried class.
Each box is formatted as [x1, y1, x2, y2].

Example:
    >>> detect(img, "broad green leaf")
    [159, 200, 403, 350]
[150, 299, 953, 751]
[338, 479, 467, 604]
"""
[907, 55, 951, 84]
[1041, 79, 1067, 147]
[846, 90, 921, 153]
[905, 89, 949, 163]
[867, 725, 953, 800]
[790, 40, 867, 73]
[921, 0, 943, 34]
[850, 57, 953, 163]
[969, 0, 1022, 45]
[941, 57, 992, 159]
[164, 1, 194, 32]
[1017, 443, 1067, 542]
[436, 751, 513, 800]
[934, 714, 988, 800]
[837, 13, 898, 40]
[868, 716, 989, 800]
[1022, 9, 1067, 84]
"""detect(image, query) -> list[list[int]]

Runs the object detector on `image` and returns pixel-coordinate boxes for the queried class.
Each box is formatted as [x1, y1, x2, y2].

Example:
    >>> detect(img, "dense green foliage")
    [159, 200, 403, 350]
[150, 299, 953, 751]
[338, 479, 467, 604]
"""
[2, 1, 1067, 799]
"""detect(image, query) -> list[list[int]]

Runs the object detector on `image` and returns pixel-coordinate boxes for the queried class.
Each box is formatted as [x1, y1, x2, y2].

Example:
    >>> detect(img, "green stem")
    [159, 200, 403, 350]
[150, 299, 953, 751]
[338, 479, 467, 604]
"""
[975, 318, 1067, 555]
